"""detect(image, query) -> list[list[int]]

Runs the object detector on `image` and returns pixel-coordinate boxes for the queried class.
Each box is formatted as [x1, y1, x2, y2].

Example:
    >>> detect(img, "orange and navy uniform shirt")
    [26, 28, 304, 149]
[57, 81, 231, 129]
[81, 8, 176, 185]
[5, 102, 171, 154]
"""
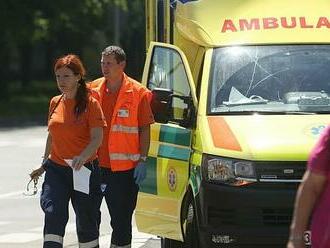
[91, 76, 154, 169]
[48, 94, 107, 166]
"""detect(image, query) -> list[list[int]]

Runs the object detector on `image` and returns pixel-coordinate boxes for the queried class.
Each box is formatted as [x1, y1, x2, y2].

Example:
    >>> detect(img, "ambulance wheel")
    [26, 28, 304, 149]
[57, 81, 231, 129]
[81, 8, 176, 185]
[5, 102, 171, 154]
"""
[183, 198, 199, 248]
[161, 237, 182, 248]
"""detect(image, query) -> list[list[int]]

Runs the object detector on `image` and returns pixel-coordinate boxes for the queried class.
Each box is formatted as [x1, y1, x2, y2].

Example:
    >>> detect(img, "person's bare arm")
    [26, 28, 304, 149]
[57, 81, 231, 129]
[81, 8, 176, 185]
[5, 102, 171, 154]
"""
[139, 125, 151, 158]
[30, 133, 52, 179]
[287, 170, 327, 248]
[71, 127, 103, 170]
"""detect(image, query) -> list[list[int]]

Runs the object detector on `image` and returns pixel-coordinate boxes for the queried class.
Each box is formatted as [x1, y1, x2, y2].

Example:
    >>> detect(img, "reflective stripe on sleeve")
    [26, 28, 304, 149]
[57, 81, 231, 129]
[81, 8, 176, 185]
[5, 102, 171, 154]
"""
[79, 238, 99, 248]
[44, 234, 63, 244]
[109, 153, 140, 161]
[111, 124, 139, 134]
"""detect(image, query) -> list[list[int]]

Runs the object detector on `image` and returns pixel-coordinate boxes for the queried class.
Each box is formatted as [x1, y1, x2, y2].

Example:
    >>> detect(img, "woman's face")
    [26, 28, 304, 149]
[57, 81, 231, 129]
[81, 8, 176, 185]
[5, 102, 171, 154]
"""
[55, 66, 80, 95]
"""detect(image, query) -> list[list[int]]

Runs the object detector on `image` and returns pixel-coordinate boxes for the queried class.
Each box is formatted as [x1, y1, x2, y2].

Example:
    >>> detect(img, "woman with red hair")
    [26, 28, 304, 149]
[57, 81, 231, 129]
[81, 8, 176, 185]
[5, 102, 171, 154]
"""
[30, 54, 106, 248]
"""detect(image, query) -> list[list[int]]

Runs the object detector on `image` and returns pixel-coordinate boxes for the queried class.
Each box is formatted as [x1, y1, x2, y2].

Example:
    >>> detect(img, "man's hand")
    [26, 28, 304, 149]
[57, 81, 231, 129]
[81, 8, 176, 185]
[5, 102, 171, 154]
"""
[134, 161, 147, 185]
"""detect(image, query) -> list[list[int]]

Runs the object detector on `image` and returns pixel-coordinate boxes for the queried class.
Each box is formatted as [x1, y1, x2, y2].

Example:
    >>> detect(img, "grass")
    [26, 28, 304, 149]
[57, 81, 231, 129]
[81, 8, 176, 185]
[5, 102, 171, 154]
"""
[0, 80, 59, 125]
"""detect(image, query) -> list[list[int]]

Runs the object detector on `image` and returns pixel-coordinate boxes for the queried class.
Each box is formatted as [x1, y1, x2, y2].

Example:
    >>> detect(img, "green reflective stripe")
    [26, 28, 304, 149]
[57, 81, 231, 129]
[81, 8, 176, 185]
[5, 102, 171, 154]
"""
[158, 144, 190, 161]
[44, 234, 63, 244]
[139, 157, 157, 195]
[110, 153, 140, 161]
[159, 125, 191, 146]
[111, 125, 139, 134]
[190, 152, 202, 196]
[189, 165, 201, 197]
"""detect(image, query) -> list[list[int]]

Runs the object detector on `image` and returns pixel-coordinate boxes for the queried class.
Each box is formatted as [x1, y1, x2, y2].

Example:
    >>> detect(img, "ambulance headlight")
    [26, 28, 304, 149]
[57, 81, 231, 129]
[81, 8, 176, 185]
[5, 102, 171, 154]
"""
[235, 162, 255, 178]
[207, 158, 235, 182]
[202, 155, 257, 186]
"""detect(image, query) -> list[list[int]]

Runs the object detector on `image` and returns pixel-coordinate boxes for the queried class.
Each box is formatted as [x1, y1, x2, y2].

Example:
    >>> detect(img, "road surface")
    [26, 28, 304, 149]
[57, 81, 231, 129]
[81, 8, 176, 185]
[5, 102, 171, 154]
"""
[0, 126, 160, 248]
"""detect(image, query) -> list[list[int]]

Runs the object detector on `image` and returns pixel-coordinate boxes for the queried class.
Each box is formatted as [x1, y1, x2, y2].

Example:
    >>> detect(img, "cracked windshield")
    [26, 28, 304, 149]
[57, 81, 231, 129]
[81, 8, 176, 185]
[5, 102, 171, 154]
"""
[209, 45, 330, 114]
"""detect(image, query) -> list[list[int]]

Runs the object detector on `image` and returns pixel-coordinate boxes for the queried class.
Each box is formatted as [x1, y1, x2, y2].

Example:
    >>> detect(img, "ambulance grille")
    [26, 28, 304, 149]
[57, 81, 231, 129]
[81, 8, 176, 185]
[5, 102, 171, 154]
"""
[256, 161, 306, 182]
[262, 208, 292, 226]
[208, 207, 292, 227]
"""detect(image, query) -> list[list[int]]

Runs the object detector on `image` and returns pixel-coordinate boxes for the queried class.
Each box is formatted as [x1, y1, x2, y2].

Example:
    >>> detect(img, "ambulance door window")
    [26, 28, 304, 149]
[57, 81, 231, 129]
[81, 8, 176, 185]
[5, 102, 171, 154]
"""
[147, 46, 191, 122]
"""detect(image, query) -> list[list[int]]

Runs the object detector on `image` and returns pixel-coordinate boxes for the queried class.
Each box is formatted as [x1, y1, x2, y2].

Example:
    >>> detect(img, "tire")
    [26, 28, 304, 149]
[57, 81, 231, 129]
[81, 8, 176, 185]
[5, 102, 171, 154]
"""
[183, 197, 200, 248]
[161, 237, 182, 248]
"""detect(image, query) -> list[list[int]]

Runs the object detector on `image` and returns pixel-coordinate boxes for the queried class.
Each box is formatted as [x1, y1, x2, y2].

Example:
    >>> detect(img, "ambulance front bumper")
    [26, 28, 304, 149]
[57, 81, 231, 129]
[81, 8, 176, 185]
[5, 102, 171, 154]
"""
[196, 181, 298, 248]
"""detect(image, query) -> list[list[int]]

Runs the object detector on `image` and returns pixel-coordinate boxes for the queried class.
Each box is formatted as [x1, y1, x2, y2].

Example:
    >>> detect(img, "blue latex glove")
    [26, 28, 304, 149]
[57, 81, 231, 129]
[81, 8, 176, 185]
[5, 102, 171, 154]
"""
[134, 161, 147, 185]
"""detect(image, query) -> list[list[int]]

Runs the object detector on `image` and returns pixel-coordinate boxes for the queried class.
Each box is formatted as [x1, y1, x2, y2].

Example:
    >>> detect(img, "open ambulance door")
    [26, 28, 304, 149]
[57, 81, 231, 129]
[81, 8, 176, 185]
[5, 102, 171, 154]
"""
[135, 42, 197, 241]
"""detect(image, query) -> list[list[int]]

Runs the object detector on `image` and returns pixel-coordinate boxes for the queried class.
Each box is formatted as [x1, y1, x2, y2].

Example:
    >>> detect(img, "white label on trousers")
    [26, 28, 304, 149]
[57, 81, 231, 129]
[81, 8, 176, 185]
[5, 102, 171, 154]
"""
[100, 184, 107, 193]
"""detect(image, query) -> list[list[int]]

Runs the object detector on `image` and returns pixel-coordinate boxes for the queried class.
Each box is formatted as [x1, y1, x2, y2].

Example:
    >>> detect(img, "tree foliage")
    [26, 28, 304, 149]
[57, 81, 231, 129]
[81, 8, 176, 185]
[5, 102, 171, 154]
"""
[0, 0, 145, 98]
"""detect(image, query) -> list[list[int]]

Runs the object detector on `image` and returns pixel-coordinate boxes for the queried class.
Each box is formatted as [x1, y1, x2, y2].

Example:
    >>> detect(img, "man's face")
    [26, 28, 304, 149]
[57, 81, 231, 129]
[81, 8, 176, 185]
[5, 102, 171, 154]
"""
[101, 54, 125, 80]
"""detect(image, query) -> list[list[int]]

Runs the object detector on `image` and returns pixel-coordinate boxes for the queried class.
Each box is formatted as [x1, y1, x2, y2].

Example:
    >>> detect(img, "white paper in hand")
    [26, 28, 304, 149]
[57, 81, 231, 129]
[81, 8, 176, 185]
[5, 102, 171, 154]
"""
[64, 159, 91, 194]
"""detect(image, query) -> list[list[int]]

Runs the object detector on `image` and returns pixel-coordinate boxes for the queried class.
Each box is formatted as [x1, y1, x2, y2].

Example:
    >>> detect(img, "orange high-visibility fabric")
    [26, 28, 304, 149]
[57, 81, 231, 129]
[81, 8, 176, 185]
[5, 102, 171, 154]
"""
[88, 77, 104, 90]
[94, 78, 119, 168]
[91, 74, 154, 171]
[48, 95, 107, 166]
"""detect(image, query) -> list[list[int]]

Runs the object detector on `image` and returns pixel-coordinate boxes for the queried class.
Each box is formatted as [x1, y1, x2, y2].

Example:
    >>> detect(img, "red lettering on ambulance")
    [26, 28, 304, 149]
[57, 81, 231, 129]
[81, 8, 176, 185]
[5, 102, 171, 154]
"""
[300, 17, 313, 28]
[239, 18, 260, 31]
[220, 16, 329, 33]
[263, 17, 279, 29]
[281, 17, 297, 28]
[221, 19, 238, 32]
[316, 17, 330, 28]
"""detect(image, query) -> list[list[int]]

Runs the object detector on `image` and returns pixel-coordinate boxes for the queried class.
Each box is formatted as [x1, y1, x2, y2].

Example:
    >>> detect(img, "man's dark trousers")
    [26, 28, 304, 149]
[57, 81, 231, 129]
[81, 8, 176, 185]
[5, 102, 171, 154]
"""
[96, 167, 139, 247]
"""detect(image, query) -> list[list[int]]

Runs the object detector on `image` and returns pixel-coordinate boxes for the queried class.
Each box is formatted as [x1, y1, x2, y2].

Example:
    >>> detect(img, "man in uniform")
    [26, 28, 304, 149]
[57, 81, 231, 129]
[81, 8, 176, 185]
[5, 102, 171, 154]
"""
[91, 46, 154, 248]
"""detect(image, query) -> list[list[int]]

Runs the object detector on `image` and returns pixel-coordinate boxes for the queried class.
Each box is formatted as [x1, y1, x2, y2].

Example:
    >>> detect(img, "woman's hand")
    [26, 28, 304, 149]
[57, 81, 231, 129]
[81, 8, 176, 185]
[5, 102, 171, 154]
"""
[30, 166, 45, 180]
[71, 155, 86, 170]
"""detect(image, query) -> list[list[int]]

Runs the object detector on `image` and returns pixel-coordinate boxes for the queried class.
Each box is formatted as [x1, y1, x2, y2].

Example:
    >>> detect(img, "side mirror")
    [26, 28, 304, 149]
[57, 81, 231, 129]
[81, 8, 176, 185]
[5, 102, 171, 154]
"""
[172, 94, 195, 128]
[150, 88, 173, 123]
[151, 88, 195, 128]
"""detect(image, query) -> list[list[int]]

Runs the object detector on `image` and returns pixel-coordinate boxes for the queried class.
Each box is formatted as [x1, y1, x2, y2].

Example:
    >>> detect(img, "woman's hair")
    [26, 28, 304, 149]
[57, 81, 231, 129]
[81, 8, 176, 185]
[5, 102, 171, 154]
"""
[54, 54, 89, 118]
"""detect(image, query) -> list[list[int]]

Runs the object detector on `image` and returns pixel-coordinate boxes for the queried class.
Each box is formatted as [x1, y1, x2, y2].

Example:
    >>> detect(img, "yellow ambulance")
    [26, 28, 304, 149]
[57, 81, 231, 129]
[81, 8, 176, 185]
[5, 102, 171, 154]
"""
[135, 0, 330, 247]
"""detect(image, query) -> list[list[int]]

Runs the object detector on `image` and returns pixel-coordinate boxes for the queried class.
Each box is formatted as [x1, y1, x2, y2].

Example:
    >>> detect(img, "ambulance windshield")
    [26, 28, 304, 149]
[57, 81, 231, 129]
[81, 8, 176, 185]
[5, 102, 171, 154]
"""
[209, 45, 330, 114]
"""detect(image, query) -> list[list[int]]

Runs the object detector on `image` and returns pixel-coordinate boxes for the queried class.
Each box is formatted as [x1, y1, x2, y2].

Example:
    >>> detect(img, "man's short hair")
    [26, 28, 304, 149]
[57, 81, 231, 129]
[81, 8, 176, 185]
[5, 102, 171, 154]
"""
[102, 46, 126, 63]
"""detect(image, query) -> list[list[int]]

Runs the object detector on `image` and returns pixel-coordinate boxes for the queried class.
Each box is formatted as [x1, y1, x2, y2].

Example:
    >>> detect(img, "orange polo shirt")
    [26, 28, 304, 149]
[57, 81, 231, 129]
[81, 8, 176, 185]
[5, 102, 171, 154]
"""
[97, 81, 154, 168]
[48, 95, 106, 166]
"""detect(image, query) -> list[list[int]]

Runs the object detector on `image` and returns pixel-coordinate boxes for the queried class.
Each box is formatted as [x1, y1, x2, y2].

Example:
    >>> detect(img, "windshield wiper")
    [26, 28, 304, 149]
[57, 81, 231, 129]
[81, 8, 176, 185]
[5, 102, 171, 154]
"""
[211, 110, 321, 115]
